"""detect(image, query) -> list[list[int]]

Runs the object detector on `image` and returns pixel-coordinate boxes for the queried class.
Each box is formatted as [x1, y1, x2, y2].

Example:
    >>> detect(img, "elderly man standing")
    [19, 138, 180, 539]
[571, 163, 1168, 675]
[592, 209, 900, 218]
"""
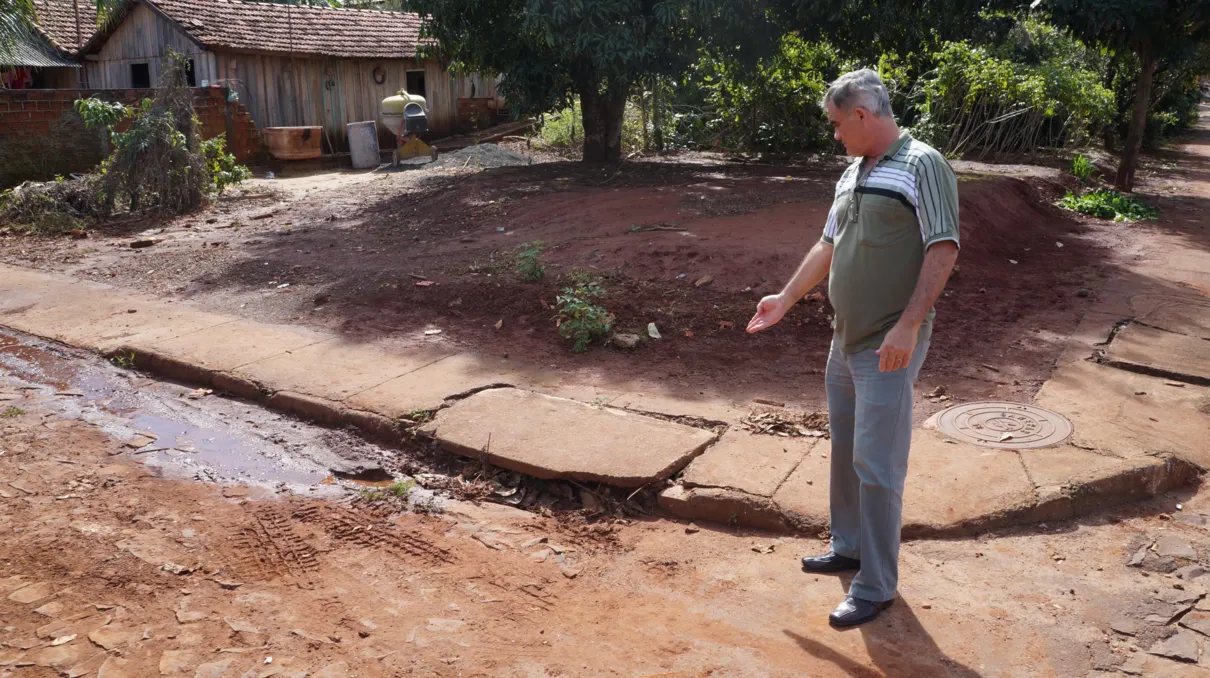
[747, 69, 960, 627]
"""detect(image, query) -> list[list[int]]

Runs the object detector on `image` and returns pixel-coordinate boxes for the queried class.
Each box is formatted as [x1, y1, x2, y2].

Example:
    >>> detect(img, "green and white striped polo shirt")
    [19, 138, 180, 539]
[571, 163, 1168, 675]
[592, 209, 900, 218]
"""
[820, 131, 960, 354]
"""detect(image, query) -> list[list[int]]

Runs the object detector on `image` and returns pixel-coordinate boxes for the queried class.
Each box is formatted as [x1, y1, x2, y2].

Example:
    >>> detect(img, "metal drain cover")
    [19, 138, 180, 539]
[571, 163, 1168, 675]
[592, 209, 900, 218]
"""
[935, 402, 1073, 449]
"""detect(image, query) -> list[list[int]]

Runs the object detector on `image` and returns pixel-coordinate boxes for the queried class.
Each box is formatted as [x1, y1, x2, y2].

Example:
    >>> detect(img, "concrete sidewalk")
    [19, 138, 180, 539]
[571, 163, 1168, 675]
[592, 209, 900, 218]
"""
[3, 260, 1210, 537]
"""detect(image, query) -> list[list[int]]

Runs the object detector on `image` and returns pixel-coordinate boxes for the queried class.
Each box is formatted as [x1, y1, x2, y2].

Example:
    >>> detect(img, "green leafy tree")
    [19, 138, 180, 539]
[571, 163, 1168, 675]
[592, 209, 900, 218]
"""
[408, 0, 774, 161]
[0, 0, 38, 59]
[1034, 0, 1210, 191]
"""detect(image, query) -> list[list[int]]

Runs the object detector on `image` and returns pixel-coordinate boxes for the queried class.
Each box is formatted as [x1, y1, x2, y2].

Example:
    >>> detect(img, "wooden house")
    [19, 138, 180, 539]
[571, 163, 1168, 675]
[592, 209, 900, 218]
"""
[77, 0, 502, 152]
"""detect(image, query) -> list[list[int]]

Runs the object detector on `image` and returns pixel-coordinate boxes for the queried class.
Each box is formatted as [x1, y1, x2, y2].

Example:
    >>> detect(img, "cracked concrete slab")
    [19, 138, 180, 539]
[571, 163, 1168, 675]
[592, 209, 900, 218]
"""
[1034, 361, 1210, 467]
[681, 431, 818, 497]
[421, 388, 716, 487]
[1105, 323, 1210, 384]
[1139, 300, 1210, 340]
[346, 353, 518, 417]
[235, 339, 451, 402]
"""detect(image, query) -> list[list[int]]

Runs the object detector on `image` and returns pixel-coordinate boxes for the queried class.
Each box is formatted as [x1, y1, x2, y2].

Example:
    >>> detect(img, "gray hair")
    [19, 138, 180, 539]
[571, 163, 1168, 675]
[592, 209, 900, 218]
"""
[825, 69, 893, 118]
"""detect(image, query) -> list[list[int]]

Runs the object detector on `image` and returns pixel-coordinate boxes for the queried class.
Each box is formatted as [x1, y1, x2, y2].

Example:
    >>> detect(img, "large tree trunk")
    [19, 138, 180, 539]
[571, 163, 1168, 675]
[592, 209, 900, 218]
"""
[1116, 40, 1157, 192]
[580, 85, 628, 162]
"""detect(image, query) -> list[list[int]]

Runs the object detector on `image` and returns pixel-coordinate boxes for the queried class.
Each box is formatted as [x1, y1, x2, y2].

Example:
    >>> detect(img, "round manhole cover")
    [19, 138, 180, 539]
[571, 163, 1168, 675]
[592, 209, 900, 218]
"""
[935, 402, 1073, 449]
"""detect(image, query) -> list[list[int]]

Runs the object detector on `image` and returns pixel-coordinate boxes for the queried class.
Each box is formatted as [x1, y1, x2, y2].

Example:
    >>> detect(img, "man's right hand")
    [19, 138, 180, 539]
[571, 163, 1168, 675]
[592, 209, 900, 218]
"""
[747, 294, 792, 333]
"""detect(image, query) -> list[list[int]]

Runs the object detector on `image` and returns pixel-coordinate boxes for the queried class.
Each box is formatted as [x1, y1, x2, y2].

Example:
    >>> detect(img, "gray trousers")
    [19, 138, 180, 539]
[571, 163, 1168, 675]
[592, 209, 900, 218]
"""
[824, 335, 930, 602]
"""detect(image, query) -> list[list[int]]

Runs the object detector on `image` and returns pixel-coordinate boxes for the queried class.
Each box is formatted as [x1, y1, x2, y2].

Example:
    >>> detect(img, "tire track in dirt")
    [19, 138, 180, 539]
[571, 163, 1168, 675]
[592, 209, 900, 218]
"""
[292, 501, 456, 566]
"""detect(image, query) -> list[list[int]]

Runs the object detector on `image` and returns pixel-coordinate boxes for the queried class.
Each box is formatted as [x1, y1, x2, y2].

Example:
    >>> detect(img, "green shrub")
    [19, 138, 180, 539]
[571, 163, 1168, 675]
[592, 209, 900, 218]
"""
[514, 240, 546, 282]
[200, 134, 251, 193]
[1057, 189, 1158, 222]
[553, 284, 614, 353]
[535, 99, 644, 156]
[911, 20, 1113, 158]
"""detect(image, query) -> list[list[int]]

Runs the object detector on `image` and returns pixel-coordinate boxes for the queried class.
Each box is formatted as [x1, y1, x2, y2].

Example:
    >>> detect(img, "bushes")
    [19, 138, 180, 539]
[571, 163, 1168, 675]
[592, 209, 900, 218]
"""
[1057, 189, 1158, 221]
[910, 21, 1114, 158]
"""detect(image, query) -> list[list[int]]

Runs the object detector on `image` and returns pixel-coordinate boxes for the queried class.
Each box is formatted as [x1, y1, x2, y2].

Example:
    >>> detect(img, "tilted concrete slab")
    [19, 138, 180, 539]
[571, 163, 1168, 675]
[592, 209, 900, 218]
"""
[420, 388, 717, 487]
[347, 353, 517, 417]
[682, 431, 817, 497]
[1105, 323, 1210, 384]
[1139, 300, 1210, 340]
[147, 320, 329, 372]
[1019, 447, 1197, 518]
[1034, 361, 1210, 467]
[235, 340, 452, 402]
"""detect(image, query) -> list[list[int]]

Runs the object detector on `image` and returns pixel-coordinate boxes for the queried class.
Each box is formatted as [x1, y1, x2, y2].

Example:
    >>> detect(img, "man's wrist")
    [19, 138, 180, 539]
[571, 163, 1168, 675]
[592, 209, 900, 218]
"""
[777, 290, 798, 306]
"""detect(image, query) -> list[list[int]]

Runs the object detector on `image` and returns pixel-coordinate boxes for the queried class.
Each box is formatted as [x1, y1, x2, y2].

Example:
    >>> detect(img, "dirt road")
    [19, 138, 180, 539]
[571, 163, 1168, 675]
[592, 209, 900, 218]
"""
[0, 329, 1207, 677]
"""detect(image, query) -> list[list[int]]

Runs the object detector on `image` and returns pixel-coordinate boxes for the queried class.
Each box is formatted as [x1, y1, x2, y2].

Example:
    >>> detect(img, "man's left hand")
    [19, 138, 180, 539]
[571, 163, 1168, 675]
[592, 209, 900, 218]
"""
[875, 322, 919, 372]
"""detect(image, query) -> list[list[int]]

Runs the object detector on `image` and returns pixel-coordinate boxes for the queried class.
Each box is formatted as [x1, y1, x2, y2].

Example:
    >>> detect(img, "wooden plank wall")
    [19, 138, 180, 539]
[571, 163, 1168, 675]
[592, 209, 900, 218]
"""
[83, 4, 214, 89]
[214, 52, 499, 152]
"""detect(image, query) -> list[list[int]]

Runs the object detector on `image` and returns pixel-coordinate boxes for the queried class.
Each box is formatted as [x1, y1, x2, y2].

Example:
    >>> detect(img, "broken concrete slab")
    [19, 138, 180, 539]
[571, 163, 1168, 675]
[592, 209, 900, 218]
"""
[1033, 361, 1210, 467]
[148, 320, 329, 373]
[347, 353, 517, 418]
[8, 581, 54, 604]
[770, 446, 830, 533]
[658, 485, 789, 532]
[1157, 535, 1199, 561]
[1149, 630, 1200, 662]
[421, 388, 716, 487]
[681, 431, 817, 497]
[1021, 448, 1195, 517]
[84, 306, 234, 355]
[235, 340, 451, 402]
[1105, 323, 1210, 385]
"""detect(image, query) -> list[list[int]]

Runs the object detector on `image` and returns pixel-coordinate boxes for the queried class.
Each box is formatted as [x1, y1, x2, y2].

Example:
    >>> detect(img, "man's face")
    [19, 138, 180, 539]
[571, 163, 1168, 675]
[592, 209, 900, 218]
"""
[826, 99, 870, 157]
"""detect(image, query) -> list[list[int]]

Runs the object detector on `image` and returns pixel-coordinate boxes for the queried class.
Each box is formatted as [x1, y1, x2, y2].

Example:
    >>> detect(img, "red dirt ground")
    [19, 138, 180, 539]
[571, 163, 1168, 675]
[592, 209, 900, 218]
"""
[0, 152, 1117, 420]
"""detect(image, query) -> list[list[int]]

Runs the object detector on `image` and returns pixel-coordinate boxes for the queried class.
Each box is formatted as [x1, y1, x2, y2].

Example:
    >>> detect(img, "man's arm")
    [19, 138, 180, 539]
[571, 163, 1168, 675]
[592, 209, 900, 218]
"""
[747, 240, 833, 333]
[875, 241, 958, 371]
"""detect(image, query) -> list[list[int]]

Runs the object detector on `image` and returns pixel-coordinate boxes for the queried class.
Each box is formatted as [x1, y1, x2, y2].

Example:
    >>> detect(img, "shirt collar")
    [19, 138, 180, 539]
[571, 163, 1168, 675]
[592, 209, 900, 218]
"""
[877, 130, 912, 161]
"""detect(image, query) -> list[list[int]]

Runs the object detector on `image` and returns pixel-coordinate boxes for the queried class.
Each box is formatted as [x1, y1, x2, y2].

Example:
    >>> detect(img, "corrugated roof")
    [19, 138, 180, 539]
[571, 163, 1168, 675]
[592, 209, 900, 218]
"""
[32, 0, 96, 55]
[0, 31, 80, 68]
[148, 0, 426, 60]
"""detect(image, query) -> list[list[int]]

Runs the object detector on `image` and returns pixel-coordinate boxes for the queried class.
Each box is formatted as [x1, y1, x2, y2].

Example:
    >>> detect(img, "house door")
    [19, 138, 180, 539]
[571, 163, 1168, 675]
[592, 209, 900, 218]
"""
[321, 60, 346, 152]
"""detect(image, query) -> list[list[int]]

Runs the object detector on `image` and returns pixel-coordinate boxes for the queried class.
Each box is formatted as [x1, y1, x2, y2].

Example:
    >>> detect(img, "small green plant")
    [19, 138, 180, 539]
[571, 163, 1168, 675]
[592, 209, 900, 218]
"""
[515, 240, 546, 282]
[73, 97, 133, 131]
[565, 268, 600, 286]
[554, 284, 614, 353]
[200, 134, 252, 193]
[1057, 189, 1159, 222]
[402, 408, 433, 425]
[358, 479, 416, 502]
[2, 407, 25, 418]
[1069, 154, 1096, 182]
[110, 351, 136, 368]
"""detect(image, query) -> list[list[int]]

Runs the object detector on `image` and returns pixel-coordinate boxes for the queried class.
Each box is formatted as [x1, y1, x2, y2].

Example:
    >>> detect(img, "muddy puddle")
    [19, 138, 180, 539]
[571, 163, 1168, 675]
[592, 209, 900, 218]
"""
[0, 328, 400, 496]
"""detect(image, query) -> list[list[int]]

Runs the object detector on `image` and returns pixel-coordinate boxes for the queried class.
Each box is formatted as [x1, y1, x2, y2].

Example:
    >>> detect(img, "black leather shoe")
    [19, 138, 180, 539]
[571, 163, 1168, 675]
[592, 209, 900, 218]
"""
[828, 596, 894, 627]
[801, 551, 861, 573]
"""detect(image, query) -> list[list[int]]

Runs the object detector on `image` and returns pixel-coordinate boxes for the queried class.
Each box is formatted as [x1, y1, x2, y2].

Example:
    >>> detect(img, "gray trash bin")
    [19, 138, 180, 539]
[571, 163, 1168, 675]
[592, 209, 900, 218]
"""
[347, 121, 381, 170]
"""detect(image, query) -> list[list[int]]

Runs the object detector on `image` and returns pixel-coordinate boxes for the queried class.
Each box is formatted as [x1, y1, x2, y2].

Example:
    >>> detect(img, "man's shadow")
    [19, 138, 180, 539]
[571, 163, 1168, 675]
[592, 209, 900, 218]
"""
[783, 594, 983, 677]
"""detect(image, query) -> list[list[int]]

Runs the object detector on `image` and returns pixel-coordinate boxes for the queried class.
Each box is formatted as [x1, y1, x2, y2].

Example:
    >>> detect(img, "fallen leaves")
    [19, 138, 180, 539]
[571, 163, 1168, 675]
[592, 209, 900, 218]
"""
[740, 410, 829, 439]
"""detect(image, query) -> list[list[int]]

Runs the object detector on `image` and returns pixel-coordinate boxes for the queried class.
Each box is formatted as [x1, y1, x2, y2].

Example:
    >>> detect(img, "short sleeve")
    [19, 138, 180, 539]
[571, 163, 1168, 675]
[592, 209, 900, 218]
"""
[821, 202, 840, 245]
[914, 151, 960, 248]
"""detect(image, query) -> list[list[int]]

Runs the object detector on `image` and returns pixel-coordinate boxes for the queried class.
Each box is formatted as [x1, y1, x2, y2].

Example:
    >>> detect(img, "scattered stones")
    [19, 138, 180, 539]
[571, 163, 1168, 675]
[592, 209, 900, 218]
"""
[685, 523, 701, 534]
[224, 617, 259, 634]
[1148, 630, 1200, 662]
[1118, 653, 1146, 675]
[8, 581, 54, 604]
[647, 323, 662, 340]
[96, 656, 134, 678]
[1077, 289, 1090, 298]
[193, 658, 234, 678]
[1177, 565, 1207, 581]
[1156, 536, 1197, 560]
[33, 600, 66, 617]
[694, 275, 713, 288]
[88, 625, 134, 650]
[425, 618, 465, 633]
[1110, 619, 1140, 636]
[612, 333, 641, 349]
[65, 652, 108, 678]
[1145, 614, 1173, 625]
[29, 643, 83, 669]
[129, 239, 158, 249]
[158, 649, 193, 675]
[175, 609, 206, 624]
[1127, 545, 1151, 567]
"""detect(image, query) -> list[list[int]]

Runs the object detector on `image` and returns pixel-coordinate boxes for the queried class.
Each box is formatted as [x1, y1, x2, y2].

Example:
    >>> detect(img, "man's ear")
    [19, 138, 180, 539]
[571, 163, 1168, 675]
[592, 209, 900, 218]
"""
[854, 107, 867, 123]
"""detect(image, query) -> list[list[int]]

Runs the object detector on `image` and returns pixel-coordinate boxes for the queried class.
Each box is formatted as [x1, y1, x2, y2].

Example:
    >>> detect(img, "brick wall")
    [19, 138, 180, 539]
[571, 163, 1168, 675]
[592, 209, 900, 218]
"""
[0, 87, 266, 189]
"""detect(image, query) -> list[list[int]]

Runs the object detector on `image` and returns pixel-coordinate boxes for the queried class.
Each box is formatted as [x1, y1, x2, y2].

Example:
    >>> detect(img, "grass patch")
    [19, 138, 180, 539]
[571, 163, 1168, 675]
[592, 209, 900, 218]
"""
[554, 284, 614, 353]
[1057, 189, 1159, 222]
[1, 407, 25, 418]
[1069, 154, 1096, 183]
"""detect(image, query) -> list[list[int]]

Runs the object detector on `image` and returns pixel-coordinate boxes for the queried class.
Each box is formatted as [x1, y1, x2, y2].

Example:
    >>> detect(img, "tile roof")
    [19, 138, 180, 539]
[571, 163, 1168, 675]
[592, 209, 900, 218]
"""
[32, 0, 97, 55]
[147, 0, 426, 59]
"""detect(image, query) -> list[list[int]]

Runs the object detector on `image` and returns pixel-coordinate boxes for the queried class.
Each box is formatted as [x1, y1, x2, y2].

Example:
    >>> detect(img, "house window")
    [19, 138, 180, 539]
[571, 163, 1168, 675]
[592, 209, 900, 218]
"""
[406, 70, 426, 99]
[130, 62, 150, 88]
[186, 59, 196, 87]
